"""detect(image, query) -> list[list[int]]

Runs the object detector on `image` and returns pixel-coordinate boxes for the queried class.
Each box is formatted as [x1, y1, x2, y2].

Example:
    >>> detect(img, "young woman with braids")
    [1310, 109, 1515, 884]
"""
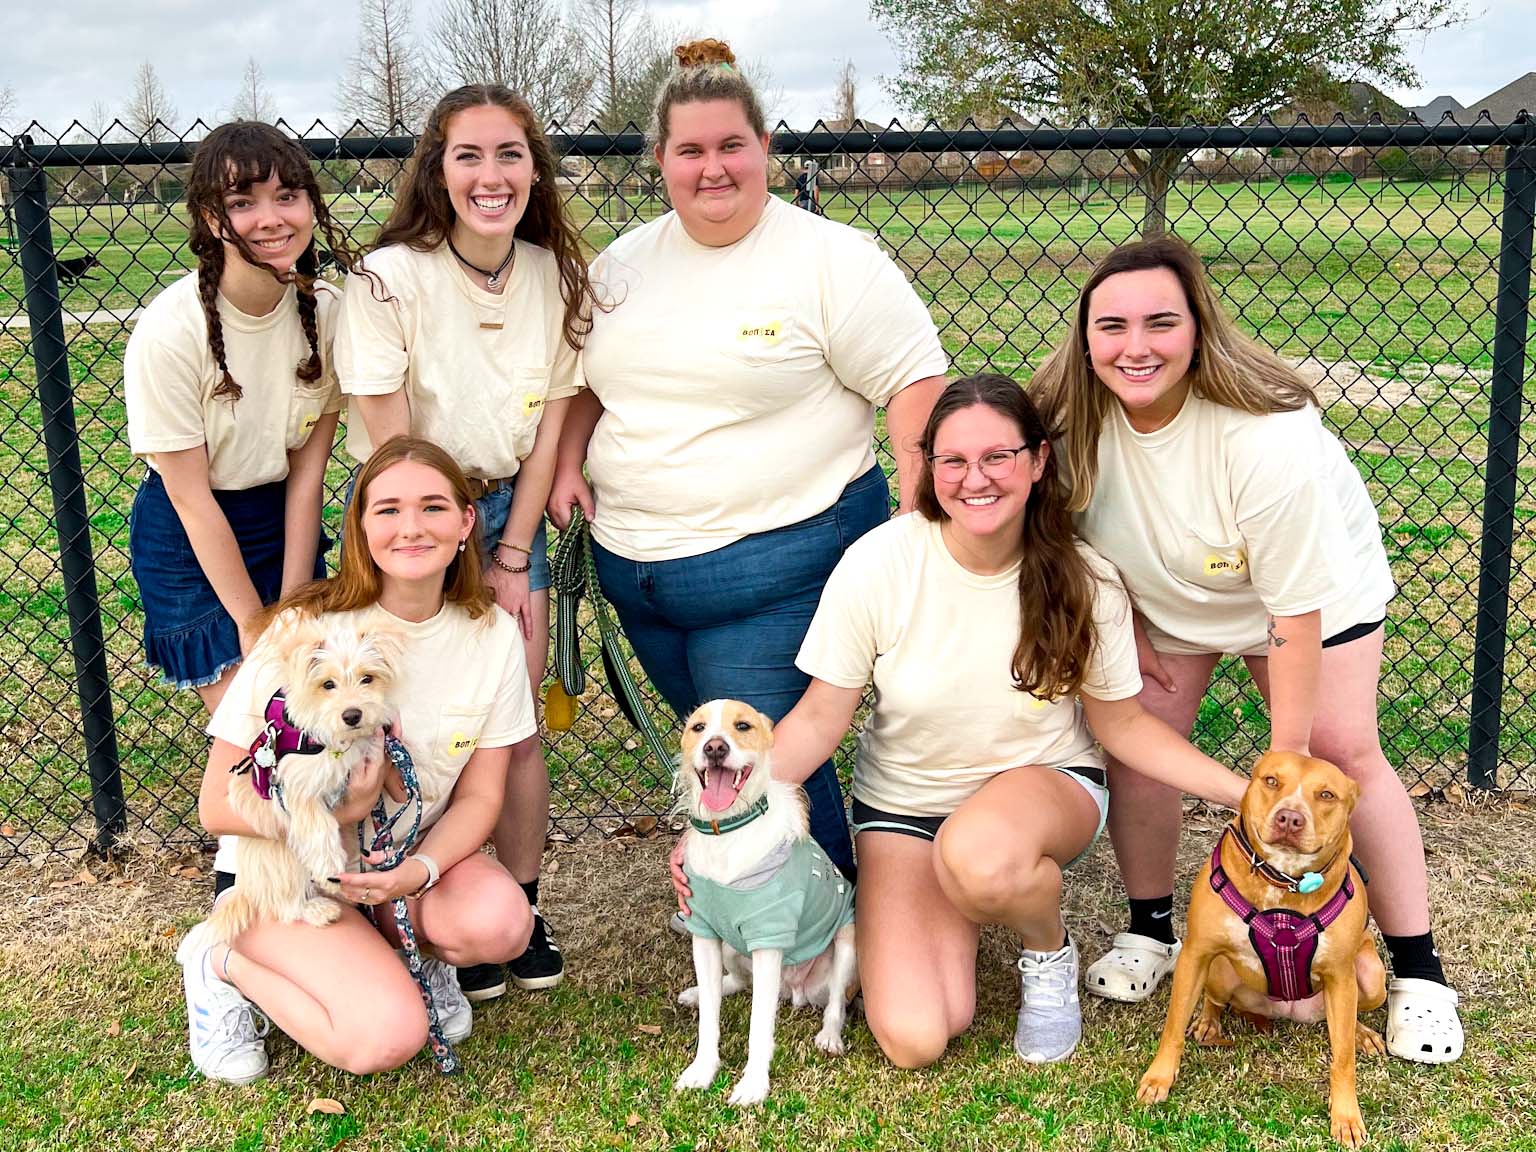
[1030, 235, 1463, 1064]
[126, 120, 357, 716]
[336, 84, 596, 998]
[669, 375, 1246, 1069]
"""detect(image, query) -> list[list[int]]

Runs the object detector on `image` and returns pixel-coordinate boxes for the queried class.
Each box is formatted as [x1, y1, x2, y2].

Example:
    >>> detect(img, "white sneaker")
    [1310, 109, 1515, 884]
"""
[175, 921, 270, 1085]
[419, 956, 473, 1043]
[1015, 936, 1082, 1064]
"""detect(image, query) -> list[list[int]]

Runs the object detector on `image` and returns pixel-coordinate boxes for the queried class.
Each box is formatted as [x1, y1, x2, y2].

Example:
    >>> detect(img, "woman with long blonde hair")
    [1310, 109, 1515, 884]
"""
[1032, 235, 1462, 1065]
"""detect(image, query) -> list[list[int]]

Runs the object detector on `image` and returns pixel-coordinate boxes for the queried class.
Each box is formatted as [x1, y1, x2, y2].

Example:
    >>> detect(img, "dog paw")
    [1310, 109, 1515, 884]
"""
[726, 1071, 769, 1107]
[1356, 1022, 1387, 1057]
[678, 986, 700, 1008]
[1136, 1066, 1176, 1105]
[1330, 1106, 1368, 1148]
[673, 1058, 718, 1091]
[300, 897, 342, 927]
[1190, 1016, 1230, 1047]
[814, 1027, 846, 1056]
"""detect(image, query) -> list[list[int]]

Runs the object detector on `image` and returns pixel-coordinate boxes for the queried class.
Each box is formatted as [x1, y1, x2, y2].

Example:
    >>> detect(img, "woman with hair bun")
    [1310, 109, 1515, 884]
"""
[126, 120, 357, 715]
[550, 39, 949, 886]
[336, 84, 597, 999]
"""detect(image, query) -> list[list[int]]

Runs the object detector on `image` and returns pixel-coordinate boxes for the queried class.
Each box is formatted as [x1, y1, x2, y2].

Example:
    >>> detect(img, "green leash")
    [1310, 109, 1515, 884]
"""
[550, 508, 675, 772]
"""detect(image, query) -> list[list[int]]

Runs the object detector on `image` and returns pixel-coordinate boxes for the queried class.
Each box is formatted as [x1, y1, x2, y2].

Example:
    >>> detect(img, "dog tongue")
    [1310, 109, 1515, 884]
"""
[701, 766, 744, 813]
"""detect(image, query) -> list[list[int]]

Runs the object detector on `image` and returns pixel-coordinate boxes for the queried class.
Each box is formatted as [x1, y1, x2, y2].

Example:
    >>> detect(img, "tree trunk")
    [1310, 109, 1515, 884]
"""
[1132, 146, 1186, 237]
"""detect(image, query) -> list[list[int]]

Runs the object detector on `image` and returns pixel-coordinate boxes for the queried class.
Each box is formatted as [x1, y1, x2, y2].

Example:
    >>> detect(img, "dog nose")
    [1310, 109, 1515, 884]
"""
[1272, 807, 1307, 835]
[702, 736, 729, 762]
[342, 707, 363, 728]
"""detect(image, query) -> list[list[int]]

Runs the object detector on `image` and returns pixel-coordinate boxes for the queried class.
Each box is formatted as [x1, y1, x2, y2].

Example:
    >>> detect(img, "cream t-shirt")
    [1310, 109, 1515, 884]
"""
[208, 601, 535, 874]
[336, 240, 583, 477]
[796, 514, 1142, 816]
[1076, 393, 1395, 657]
[125, 274, 341, 490]
[581, 194, 949, 562]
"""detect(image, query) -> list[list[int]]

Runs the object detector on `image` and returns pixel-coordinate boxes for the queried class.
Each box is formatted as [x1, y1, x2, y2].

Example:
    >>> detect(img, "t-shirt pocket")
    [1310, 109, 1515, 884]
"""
[722, 307, 797, 366]
[430, 703, 492, 797]
[1178, 524, 1250, 591]
[286, 381, 334, 452]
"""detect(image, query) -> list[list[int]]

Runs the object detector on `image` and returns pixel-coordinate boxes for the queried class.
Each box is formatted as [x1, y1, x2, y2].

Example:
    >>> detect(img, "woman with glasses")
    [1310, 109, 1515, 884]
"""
[672, 374, 1248, 1070]
[1030, 234, 1461, 1064]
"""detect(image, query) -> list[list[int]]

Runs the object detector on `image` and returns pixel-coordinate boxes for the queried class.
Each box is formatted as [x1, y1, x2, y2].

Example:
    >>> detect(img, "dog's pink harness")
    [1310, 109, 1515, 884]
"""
[230, 691, 328, 802]
[1208, 826, 1355, 1001]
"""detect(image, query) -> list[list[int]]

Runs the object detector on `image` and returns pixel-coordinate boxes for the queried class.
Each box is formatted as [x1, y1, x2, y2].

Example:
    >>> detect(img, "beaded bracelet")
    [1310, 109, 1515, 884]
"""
[491, 550, 531, 574]
[497, 539, 532, 555]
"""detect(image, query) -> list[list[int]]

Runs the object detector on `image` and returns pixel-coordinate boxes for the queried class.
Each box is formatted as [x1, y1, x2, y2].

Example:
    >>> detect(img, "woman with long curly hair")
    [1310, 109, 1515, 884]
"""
[336, 84, 596, 999]
[1031, 234, 1462, 1064]
[126, 120, 359, 713]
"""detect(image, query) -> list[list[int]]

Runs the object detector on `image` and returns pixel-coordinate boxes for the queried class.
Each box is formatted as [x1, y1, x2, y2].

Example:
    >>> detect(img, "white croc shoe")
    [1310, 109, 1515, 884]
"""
[1084, 932, 1181, 1002]
[1386, 977, 1463, 1064]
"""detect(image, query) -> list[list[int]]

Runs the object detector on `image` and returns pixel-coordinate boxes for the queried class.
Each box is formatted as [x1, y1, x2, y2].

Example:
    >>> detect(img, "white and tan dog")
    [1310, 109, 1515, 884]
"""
[673, 699, 858, 1106]
[208, 612, 403, 943]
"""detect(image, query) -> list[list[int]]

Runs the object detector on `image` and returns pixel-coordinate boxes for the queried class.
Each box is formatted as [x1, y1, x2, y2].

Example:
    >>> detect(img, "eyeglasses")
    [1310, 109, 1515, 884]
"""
[926, 446, 1032, 482]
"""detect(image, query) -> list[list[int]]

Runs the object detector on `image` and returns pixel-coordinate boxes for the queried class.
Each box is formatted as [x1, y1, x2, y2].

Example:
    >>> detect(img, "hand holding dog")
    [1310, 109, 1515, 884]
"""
[335, 852, 429, 907]
[668, 834, 693, 916]
[331, 738, 405, 825]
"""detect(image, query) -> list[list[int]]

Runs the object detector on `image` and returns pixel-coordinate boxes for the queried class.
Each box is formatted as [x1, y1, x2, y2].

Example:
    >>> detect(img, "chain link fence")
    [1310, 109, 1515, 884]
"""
[2, 117, 1533, 861]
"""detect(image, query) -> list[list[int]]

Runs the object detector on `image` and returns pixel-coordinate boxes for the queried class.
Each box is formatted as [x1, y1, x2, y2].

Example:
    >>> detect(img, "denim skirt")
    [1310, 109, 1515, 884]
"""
[128, 469, 327, 689]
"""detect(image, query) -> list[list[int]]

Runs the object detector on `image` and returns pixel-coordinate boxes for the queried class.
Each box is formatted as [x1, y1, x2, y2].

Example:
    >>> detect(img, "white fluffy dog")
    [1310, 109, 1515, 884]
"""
[673, 699, 858, 1106]
[207, 612, 402, 943]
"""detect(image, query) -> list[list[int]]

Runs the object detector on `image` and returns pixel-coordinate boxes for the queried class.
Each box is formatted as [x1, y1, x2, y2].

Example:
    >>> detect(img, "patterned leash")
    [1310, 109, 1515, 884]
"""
[358, 733, 460, 1075]
[550, 507, 674, 770]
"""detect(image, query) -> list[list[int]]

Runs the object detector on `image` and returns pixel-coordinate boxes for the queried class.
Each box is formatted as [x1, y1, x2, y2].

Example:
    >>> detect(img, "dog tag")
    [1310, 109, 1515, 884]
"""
[1298, 872, 1324, 894]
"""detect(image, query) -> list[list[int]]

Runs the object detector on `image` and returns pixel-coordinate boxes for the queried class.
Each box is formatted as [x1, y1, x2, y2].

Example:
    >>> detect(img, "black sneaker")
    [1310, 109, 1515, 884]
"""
[455, 962, 508, 1003]
[508, 908, 564, 990]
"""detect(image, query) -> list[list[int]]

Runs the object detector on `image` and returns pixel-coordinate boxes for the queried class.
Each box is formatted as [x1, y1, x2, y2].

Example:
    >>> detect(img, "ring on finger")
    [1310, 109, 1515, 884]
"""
[363, 886, 372, 902]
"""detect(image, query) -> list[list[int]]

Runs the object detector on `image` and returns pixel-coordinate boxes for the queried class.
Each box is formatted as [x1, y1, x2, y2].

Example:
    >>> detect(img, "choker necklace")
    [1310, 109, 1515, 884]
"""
[447, 235, 516, 290]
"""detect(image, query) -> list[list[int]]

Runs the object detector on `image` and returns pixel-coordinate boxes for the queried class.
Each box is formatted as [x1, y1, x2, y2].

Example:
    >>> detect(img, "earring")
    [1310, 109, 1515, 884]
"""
[457, 539, 467, 553]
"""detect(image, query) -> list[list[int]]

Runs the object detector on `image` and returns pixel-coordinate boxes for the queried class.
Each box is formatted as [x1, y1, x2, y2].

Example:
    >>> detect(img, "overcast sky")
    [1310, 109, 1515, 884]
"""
[3, 0, 1532, 136]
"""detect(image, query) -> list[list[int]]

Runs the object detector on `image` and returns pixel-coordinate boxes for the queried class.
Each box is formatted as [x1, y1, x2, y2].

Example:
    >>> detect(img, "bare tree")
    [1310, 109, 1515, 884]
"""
[123, 61, 178, 143]
[570, 0, 671, 131]
[0, 85, 16, 132]
[230, 58, 278, 122]
[427, 0, 592, 128]
[338, 0, 433, 133]
[832, 58, 857, 125]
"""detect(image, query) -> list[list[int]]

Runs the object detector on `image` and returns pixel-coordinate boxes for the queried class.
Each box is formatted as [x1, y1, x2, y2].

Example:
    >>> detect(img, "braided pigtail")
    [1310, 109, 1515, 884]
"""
[293, 245, 323, 383]
[197, 246, 240, 403]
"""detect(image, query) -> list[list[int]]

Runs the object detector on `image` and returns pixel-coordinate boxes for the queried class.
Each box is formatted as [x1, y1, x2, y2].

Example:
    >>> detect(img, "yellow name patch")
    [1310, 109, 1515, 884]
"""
[523, 393, 545, 417]
[448, 733, 479, 756]
[737, 320, 783, 344]
[300, 415, 318, 435]
[1204, 552, 1247, 576]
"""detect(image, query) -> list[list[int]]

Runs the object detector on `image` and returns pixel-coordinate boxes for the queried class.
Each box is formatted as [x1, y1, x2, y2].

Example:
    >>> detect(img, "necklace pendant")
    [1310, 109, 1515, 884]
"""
[486, 273, 499, 290]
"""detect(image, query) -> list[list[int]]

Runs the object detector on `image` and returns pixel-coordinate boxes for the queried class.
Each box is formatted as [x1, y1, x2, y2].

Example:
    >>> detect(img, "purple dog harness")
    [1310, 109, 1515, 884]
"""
[230, 691, 328, 802]
[1208, 824, 1355, 1001]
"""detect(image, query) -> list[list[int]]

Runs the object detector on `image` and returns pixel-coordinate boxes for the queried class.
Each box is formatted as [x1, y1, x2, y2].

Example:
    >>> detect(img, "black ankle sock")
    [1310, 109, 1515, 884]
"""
[1381, 931, 1447, 985]
[519, 878, 539, 910]
[1129, 895, 1177, 945]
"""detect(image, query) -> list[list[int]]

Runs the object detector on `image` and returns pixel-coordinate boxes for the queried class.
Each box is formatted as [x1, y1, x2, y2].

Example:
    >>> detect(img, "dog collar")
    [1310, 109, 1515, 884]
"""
[1230, 818, 1336, 894]
[230, 691, 329, 800]
[690, 795, 770, 835]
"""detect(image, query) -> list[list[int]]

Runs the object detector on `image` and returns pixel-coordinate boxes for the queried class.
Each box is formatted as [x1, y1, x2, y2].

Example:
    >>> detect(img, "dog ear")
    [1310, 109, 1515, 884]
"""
[278, 615, 330, 684]
[362, 627, 406, 678]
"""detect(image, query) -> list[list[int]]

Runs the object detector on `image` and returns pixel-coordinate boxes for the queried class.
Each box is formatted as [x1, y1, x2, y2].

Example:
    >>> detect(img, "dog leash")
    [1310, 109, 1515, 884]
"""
[550, 507, 674, 771]
[358, 733, 460, 1075]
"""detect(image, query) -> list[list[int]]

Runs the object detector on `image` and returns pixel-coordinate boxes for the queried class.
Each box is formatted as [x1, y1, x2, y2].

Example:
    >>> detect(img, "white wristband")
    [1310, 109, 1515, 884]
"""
[407, 853, 440, 898]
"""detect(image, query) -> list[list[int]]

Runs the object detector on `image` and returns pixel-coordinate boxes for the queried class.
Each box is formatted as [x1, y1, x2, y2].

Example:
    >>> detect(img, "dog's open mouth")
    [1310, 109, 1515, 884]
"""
[698, 763, 753, 813]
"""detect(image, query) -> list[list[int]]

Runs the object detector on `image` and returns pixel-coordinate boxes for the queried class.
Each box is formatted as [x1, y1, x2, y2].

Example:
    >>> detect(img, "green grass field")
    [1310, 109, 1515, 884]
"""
[0, 172, 1531, 861]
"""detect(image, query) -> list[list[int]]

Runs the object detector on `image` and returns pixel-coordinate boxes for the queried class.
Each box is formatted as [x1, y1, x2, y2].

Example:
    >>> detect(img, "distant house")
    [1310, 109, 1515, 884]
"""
[1463, 72, 1536, 121]
[1411, 95, 1469, 121]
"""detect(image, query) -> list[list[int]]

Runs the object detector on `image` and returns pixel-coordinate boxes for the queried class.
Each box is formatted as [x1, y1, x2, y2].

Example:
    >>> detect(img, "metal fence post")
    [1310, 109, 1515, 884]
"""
[1468, 138, 1536, 790]
[6, 141, 126, 850]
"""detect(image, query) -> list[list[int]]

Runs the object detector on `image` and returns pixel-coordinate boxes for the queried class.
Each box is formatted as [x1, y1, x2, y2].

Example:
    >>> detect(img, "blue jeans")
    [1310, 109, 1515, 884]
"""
[591, 465, 891, 881]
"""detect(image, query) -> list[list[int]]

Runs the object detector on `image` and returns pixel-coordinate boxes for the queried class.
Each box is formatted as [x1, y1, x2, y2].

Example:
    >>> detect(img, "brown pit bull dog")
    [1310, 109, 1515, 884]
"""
[1137, 750, 1387, 1148]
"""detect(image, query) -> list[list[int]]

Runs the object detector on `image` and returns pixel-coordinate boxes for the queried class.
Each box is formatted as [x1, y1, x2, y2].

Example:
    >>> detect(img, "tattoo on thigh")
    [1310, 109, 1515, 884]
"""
[1267, 614, 1287, 647]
